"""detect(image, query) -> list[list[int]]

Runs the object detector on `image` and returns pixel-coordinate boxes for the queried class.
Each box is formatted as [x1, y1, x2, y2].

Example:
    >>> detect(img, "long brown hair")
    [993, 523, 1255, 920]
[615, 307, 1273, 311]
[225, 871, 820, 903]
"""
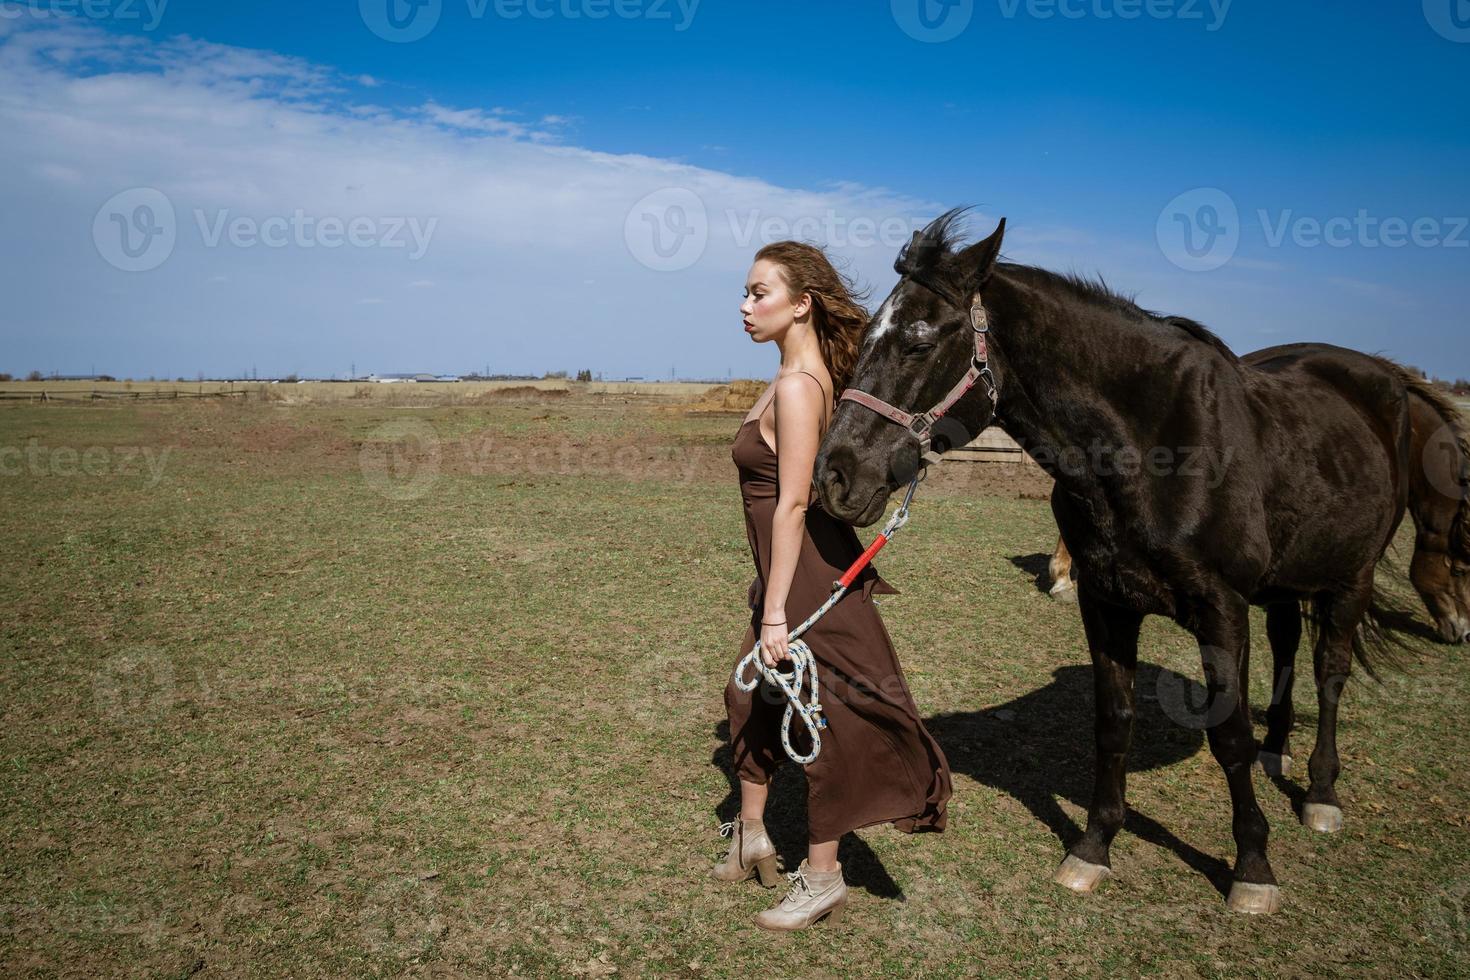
[753, 241, 871, 399]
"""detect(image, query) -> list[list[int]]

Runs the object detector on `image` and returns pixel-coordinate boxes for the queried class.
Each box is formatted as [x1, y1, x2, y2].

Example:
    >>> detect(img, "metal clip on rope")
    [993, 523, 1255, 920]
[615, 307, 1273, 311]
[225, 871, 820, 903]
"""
[732, 471, 924, 764]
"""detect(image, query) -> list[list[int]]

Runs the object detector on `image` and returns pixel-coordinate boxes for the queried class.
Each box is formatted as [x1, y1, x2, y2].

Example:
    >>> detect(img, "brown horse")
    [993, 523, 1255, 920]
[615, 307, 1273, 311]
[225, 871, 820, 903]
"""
[1049, 353, 1470, 645]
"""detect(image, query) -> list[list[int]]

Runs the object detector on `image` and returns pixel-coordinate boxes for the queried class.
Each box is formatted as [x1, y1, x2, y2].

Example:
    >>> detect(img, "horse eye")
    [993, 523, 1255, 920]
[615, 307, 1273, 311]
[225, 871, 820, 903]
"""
[904, 343, 936, 357]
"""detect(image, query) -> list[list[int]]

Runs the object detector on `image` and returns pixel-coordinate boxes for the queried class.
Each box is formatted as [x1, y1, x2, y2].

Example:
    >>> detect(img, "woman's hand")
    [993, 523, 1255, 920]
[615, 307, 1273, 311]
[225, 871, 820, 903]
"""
[759, 612, 789, 668]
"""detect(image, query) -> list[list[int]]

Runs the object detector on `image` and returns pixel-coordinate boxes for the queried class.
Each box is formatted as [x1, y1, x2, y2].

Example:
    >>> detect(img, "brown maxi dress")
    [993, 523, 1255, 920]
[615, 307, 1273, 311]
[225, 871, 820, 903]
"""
[724, 382, 952, 845]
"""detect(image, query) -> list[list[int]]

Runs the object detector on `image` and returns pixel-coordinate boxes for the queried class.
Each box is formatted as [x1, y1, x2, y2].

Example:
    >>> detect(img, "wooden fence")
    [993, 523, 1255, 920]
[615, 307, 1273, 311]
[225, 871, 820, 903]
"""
[0, 388, 253, 404]
[951, 427, 1034, 464]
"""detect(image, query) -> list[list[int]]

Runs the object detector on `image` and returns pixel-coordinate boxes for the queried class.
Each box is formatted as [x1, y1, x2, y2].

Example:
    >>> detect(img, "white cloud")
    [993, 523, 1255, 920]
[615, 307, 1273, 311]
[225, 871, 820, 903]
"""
[0, 18, 963, 378]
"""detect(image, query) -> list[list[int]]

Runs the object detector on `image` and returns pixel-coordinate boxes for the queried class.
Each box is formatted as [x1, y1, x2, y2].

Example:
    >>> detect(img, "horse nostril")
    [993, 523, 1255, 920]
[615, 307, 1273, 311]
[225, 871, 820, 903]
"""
[826, 467, 848, 503]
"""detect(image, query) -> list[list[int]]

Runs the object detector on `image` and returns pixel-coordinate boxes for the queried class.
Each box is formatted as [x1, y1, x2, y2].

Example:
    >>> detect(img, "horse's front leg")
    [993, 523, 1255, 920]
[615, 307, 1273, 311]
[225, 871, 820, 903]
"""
[1199, 592, 1281, 914]
[1053, 588, 1141, 893]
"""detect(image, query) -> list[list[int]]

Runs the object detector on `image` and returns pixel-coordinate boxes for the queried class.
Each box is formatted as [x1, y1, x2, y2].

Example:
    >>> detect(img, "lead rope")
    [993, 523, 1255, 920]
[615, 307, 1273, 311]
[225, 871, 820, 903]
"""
[732, 470, 925, 764]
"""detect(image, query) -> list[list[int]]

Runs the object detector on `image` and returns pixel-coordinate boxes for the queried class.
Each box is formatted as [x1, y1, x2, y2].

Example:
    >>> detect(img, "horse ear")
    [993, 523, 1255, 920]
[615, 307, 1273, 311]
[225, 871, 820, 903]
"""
[894, 228, 926, 274]
[956, 217, 1006, 294]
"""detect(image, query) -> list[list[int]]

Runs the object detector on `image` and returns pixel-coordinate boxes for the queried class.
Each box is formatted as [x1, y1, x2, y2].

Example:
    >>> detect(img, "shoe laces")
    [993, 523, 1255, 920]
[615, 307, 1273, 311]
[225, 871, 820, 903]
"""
[784, 867, 812, 900]
[718, 821, 735, 838]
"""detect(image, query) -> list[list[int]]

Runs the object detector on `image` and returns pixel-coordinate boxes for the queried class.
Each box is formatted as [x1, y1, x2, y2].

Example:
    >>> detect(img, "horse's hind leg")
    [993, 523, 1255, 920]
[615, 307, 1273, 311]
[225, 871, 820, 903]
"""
[1198, 591, 1281, 914]
[1258, 602, 1301, 776]
[1048, 534, 1076, 601]
[1302, 580, 1372, 833]
[1052, 591, 1141, 894]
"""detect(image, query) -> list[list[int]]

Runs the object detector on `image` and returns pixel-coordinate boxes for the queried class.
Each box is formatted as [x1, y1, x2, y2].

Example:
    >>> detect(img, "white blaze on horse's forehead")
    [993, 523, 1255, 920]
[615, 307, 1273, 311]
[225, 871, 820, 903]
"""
[865, 294, 903, 349]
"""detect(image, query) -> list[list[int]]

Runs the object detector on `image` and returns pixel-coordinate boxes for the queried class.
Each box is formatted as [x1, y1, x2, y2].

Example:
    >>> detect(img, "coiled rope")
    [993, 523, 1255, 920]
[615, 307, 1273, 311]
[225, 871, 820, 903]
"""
[732, 471, 924, 764]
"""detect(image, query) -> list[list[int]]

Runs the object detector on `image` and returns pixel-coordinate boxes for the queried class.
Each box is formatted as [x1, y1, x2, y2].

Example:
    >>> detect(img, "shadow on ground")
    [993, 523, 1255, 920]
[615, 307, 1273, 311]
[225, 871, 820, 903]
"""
[711, 662, 1226, 898]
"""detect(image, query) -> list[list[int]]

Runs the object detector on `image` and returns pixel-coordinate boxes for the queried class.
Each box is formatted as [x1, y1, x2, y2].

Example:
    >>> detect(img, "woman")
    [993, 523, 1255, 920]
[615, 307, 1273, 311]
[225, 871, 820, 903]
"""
[715, 241, 953, 931]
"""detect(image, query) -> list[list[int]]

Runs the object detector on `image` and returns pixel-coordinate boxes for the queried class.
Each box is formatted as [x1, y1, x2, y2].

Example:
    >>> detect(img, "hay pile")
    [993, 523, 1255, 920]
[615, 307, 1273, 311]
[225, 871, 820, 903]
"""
[678, 379, 768, 414]
[470, 386, 571, 402]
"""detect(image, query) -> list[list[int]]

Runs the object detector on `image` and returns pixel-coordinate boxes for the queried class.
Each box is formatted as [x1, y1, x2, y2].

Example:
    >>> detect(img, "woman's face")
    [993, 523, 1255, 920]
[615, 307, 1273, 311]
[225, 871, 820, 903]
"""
[741, 259, 808, 343]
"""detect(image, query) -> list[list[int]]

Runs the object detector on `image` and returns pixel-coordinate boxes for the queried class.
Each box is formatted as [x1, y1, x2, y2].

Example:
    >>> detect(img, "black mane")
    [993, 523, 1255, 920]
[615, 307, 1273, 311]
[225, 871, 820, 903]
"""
[899, 209, 1239, 364]
[1017, 265, 1240, 364]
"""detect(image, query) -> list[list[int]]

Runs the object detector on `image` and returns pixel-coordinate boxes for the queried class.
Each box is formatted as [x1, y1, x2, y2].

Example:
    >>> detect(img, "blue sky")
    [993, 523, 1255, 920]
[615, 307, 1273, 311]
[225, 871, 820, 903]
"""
[2, 0, 1467, 380]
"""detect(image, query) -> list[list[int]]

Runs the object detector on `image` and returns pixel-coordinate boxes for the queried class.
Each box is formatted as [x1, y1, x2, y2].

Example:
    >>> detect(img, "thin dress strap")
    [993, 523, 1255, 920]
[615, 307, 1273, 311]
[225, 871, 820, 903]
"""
[789, 370, 832, 429]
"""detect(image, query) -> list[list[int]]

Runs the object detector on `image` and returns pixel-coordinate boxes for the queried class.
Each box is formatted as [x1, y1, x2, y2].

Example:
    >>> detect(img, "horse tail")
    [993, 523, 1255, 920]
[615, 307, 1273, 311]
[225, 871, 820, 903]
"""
[1397, 369, 1470, 567]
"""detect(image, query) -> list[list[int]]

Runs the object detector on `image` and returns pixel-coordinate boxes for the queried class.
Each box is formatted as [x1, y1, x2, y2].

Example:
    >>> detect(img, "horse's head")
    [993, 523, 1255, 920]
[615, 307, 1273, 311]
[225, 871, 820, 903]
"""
[1412, 546, 1470, 644]
[815, 208, 1007, 526]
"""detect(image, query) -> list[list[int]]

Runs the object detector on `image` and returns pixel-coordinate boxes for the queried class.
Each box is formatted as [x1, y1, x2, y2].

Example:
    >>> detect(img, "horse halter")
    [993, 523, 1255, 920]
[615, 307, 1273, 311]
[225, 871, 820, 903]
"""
[839, 278, 998, 468]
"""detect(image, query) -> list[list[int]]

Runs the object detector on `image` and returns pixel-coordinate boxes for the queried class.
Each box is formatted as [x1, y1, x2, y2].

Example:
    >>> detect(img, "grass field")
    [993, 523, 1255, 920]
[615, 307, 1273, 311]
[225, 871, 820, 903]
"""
[2, 393, 1468, 977]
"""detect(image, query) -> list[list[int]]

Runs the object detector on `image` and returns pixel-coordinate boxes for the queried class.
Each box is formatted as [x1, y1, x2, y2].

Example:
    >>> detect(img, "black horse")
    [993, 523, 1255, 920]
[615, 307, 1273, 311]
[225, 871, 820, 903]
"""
[813, 209, 1421, 914]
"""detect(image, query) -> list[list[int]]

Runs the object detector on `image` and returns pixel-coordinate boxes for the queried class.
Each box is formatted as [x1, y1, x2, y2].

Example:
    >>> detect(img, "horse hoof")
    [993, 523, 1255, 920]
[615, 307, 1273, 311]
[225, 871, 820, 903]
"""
[1226, 881, 1282, 915]
[1052, 855, 1111, 894]
[1256, 751, 1293, 777]
[1048, 582, 1078, 604]
[1302, 803, 1343, 833]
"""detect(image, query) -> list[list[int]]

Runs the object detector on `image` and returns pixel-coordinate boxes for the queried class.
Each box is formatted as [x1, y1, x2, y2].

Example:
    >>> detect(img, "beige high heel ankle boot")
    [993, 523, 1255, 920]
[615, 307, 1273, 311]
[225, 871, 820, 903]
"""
[754, 859, 847, 931]
[711, 818, 781, 887]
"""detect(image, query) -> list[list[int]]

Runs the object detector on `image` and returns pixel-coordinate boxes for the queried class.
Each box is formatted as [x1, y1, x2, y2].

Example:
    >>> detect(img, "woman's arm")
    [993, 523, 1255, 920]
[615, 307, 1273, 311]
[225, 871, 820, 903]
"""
[758, 372, 827, 667]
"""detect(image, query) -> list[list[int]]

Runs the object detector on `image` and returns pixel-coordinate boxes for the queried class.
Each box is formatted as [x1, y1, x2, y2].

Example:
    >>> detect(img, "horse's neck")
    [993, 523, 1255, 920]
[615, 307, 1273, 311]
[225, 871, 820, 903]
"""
[987, 274, 1136, 489]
